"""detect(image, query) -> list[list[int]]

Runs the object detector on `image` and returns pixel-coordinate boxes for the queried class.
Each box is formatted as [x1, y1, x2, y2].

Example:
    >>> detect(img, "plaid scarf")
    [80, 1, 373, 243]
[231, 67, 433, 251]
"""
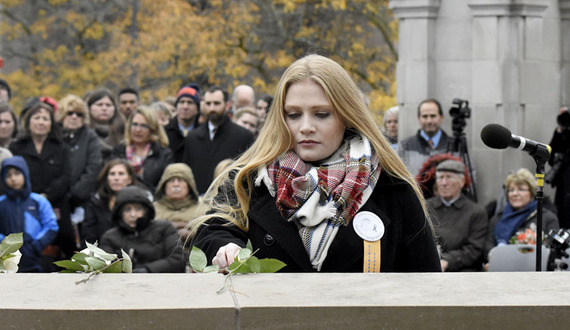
[255, 134, 381, 270]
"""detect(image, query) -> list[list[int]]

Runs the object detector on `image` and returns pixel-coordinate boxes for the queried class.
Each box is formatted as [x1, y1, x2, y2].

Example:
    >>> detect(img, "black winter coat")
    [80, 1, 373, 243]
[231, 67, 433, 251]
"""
[99, 219, 185, 273]
[82, 194, 113, 245]
[10, 137, 71, 204]
[98, 185, 185, 273]
[111, 141, 173, 192]
[164, 117, 198, 163]
[192, 171, 442, 272]
[183, 116, 254, 194]
[549, 128, 570, 228]
[61, 126, 103, 207]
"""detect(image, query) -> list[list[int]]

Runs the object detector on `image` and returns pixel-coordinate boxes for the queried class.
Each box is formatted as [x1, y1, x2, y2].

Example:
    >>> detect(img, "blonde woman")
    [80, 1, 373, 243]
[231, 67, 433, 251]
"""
[111, 106, 173, 192]
[190, 55, 440, 272]
[484, 168, 559, 261]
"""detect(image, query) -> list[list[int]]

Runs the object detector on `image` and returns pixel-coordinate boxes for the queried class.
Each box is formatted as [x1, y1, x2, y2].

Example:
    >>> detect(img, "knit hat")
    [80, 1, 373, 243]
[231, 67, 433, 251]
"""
[436, 159, 465, 174]
[175, 84, 200, 111]
[0, 79, 11, 100]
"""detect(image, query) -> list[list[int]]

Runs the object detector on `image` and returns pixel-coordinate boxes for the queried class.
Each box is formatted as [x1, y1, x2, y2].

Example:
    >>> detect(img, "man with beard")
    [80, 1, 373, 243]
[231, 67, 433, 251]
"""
[182, 86, 254, 194]
[399, 98, 451, 178]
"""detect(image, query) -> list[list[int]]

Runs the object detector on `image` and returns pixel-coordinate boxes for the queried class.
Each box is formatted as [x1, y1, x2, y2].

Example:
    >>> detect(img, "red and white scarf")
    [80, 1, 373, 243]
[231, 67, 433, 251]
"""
[255, 134, 381, 270]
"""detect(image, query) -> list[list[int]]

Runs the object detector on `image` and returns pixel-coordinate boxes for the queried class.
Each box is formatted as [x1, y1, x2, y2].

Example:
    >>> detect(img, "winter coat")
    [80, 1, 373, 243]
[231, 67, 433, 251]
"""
[428, 194, 489, 271]
[82, 188, 153, 246]
[82, 194, 113, 245]
[153, 163, 201, 239]
[0, 156, 58, 272]
[61, 125, 103, 207]
[549, 128, 570, 228]
[398, 129, 452, 177]
[9, 136, 75, 258]
[111, 141, 173, 192]
[164, 117, 199, 163]
[182, 116, 254, 194]
[99, 186, 185, 272]
[192, 171, 442, 272]
[483, 206, 559, 261]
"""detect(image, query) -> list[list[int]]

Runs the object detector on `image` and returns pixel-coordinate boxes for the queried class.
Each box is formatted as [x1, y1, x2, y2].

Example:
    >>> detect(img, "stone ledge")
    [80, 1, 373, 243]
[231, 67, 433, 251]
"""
[1, 273, 569, 329]
[389, 0, 441, 19]
[468, 0, 549, 17]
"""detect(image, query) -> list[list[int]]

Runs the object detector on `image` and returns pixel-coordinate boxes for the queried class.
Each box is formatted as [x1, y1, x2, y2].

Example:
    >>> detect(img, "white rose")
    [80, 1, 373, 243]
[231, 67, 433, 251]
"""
[1, 250, 22, 273]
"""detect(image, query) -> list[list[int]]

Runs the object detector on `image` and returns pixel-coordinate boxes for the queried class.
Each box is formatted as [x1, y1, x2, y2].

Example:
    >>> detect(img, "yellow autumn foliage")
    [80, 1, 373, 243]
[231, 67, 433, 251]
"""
[0, 0, 397, 120]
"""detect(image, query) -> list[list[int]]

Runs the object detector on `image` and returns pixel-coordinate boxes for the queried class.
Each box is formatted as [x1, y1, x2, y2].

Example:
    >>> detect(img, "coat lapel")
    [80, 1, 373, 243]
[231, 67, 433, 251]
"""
[248, 187, 314, 271]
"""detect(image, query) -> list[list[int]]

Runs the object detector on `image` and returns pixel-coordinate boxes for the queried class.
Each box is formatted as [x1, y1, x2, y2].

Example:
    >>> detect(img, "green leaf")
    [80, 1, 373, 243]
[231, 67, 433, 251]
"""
[229, 260, 250, 274]
[203, 265, 219, 273]
[0, 233, 23, 257]
[246, 240, 253, 251]
[54, 260, 86, 272]
[85, 256, 107, 270]
[121, 249, 132, 273]
[71, 253, 89, 265]
[237, 248, 252, 261]
[189, 246, 207, 272]
[247, 256, 260, 273]
[86, 242, 117, 261]
[258, 259, 286, 273]
[103, 261, 122, 273]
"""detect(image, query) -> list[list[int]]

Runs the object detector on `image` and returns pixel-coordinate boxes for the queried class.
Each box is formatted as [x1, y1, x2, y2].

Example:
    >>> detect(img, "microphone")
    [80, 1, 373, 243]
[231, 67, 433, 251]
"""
[480, 123, 552, 163]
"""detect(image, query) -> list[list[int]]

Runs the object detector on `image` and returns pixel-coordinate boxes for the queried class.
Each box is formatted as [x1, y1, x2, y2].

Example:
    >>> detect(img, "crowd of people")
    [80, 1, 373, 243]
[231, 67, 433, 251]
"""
[384, 98, 569, 271]
[0, 78, 270, 272]
[0, 55, 568, 274]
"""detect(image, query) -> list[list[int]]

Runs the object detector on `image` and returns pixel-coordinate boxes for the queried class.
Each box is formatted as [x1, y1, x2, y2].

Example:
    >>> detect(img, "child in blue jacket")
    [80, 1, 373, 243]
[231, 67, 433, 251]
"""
[0, 156, 59, 272]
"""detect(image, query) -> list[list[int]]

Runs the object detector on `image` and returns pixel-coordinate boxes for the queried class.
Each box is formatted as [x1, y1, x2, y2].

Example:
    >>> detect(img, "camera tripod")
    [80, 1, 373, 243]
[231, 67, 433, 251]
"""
[447, 130, 478, 202]
[447, 99, 478, 202]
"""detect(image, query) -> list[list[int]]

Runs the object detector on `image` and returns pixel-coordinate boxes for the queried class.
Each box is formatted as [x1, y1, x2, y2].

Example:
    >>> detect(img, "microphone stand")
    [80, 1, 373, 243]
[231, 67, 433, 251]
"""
[533, 145, 551, 271]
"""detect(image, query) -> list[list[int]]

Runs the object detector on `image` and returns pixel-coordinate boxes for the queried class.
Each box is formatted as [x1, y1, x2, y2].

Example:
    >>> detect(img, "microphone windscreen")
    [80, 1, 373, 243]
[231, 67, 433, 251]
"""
[481, 123, 511, 149]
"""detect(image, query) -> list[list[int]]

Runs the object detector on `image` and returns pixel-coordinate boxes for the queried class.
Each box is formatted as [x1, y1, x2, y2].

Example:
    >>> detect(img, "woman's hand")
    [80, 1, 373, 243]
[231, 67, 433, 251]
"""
[440, 259, 449, 272]
[212, 243, 242, 269]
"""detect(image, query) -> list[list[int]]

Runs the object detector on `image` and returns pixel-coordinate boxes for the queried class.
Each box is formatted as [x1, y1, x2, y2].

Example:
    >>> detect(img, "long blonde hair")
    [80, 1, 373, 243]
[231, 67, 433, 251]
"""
[189, 54, 431, 236]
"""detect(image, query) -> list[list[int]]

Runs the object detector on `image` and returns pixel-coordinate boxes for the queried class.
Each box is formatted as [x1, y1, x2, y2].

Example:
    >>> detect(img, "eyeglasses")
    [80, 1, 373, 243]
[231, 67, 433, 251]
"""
[130, 122, 150, 130]
[507, 187, 530, 194]
[66, 111, 84, 118]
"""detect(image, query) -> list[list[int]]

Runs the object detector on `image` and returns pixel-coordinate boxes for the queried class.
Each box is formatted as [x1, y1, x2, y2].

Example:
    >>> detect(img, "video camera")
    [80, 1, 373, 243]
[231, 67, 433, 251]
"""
[545, 228, 570, 271]
[449, 98, 471, 137]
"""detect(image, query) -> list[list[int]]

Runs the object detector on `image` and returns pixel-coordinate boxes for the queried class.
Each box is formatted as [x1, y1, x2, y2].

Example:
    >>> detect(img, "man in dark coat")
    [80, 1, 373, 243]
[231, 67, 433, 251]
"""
[165, 84, 201, 162]
[182, 86, 254, 194]
[427, 159, 488, 271]
[399, 99, 451, 178]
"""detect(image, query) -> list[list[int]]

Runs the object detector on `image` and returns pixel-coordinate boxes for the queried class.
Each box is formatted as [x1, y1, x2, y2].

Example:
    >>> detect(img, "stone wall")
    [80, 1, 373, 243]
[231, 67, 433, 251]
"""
[1, 273, 569, 329]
